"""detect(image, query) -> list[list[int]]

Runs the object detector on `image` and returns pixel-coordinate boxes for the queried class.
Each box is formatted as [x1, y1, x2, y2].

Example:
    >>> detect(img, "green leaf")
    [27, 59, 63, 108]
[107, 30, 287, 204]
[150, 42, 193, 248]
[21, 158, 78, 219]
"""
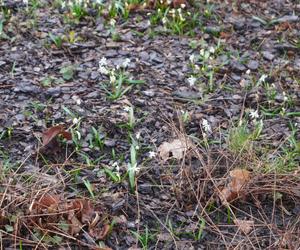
[104, 167, 120, 183]
[60, 66, 74, 80]
[58, 220, 70, 232]
[83, 179, 95, 199]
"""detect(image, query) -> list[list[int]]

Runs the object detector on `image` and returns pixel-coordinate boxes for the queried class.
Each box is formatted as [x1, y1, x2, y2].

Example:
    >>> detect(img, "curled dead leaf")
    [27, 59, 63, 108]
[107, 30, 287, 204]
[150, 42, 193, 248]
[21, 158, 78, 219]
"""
[234, 219, 254, 234]
[219, 169, 251, 205]
[68, 199, 95, 225]
[158, 138, 189, 162]
[42, 125, 72, 147]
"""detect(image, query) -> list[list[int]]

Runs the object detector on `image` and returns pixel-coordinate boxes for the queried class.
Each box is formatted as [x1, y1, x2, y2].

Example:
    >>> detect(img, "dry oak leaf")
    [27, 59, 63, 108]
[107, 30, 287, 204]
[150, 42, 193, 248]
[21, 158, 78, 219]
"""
[68, 199, 96, 225]
[158, 138, 189, 161]
[31, 193, 61, 213]
[219, 169, 251, 205]
[42, 125, 72, 147]
[234, 219, 254, 234]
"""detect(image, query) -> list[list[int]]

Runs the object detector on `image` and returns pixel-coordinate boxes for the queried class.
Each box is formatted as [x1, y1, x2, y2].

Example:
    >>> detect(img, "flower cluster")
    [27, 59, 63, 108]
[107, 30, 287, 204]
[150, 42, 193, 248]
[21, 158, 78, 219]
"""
[98, 56, 131, 81]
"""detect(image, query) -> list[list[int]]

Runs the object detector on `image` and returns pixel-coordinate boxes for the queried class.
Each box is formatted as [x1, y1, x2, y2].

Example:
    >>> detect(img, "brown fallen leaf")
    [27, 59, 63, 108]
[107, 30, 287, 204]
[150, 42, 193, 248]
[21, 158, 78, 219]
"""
[219, 169, 251, 205]
[31, 193, 61, 213]
[42, 125, 72, 147]
[172, 0, 187, 8]
[89, 224, 110, 240]
[68, 211, 83, 235]
[234, 219, 254, 234]
[68, 199, 96, 225]
[158, 138, 189, 162]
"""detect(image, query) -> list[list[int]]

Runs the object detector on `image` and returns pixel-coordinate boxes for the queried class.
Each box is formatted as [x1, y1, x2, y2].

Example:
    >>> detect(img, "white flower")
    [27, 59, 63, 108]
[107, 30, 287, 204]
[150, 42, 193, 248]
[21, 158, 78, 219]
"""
[202, 119, 211, 133]
[249, 109, 259, 119]
[180, 4, 186, 8]
[189, 54, 195, 63]
[187, 76, 197, 86]
[246, 69, 251, 74]
[283, 91, 288, 102]
[122, 58, 131, 68]
[112, 161, 120, 170]
[109, 19, 116, 26]
[258, 74, 268, 84]
[209, 46, 215, 53]
[162, 17, 168, 25]
[23, 0, 28, 5]
[72, 117, 79, 125]
[99, 57, 107, 67]
[72, 95, 82, 105]
[110, 72, 116, 83]
[136, 131, 141, 140]
[148, 151, 156, 158]
[123, 106, 131, 112]
[99, 66, 109, 75]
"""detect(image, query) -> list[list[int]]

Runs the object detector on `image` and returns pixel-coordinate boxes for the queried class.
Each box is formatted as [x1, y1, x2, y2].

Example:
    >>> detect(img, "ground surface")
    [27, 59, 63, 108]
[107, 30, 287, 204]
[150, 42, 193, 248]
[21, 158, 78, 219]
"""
[0, 0, 299, 249]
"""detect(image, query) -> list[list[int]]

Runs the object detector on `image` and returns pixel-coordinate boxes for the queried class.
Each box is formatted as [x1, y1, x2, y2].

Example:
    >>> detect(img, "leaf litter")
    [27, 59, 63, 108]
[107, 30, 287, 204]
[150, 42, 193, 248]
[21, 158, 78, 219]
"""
[219, 169, 251, 205]
[158, 138, 191, 162]
[29, 193, 109, 240]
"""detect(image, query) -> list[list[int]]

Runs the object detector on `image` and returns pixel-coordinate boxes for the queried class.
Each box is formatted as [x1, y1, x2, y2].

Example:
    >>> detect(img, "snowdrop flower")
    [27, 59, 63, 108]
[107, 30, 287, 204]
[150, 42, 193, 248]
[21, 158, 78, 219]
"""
[202, 119, 211, 133]
[187, 76, 197, 87]
[72, 117, 79, 125]
[181, 4, 186, 9]
[123, 106, 131, 112]
[249, 109, 259, 119]
[122, 58, 131, 68]
[167, 0, 172, 4]
[162, 17, 168, 25]
[258, 74, 268, 84]
[99, 57, 107, 66]
[23, 0, 28, 4]
[246, 69, 251, 74]
[283, 91, 288, 102]
[209, 46, 215, 54]
[109, 74, 117, 84]
[99, 66, 109, 75]
[189, 54, 195, 64]
[109, 19, 116, 27]
[72, 95, 82, 105]
[98, 57, 109, 75]
[112, 161, 120, 171]
[148, 151, 156, 159]
[136, 131, 141, 140]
